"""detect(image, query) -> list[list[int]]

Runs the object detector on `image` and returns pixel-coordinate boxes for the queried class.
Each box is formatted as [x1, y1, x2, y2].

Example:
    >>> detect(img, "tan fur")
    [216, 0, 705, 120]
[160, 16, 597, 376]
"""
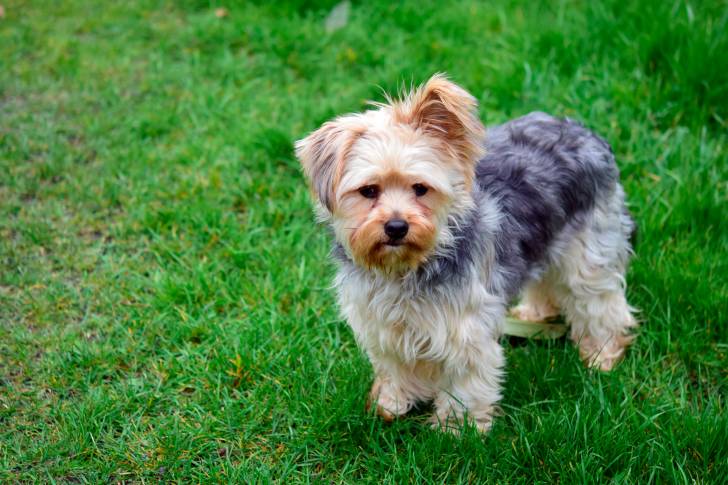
[295, 75, 485, 273]
[294, 116, 367, 212]
[346, 181, 439, 270]
[391, 73, 486, 188]
[296, 74, 484, 220]
[510, 278, 560, 322]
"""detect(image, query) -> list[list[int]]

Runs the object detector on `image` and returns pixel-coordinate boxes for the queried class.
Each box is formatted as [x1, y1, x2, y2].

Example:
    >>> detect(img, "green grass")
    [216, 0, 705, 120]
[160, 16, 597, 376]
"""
[1, 0, 726, 481]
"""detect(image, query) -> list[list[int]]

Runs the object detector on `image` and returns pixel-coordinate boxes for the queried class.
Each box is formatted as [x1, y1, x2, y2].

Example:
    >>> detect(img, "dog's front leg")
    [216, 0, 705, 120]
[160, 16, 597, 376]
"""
[432, 314, 505, 433]
[366, 356, 436, 422]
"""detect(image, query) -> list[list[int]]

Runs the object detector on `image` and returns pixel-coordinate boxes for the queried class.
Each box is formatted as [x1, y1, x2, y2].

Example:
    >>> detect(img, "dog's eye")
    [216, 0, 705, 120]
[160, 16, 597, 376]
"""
[413, 183, 428, 197]
[358, 185, 380, 199]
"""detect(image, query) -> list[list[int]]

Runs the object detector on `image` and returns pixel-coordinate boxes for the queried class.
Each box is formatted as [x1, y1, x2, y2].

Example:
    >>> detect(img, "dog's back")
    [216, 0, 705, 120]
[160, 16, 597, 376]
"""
[476, 112, 629, 298]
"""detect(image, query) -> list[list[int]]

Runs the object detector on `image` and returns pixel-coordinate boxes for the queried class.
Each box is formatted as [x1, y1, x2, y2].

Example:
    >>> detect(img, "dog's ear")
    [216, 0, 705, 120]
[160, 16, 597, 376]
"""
[395, 73, 485, 176]
[295, 116, 365, 213]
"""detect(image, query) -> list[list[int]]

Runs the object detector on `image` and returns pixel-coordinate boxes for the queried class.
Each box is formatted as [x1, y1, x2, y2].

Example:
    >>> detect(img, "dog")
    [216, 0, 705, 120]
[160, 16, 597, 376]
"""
[295, 74, 637, 432]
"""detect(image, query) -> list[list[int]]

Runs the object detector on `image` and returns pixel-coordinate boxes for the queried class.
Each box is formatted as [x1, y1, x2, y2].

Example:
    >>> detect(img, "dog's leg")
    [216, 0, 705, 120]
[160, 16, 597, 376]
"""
[562, 287, 636, 371]
[510, 276, 559, 322]
[554, 191, 638, 371]
[367, 373, 413, 422]
[431, 314, 505, 433]
[366, 358, 436, 421]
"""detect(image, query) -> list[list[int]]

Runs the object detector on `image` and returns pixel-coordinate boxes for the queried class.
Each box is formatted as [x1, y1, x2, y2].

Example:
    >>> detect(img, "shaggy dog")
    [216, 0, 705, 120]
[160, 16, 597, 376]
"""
[295, 74, 637, 432]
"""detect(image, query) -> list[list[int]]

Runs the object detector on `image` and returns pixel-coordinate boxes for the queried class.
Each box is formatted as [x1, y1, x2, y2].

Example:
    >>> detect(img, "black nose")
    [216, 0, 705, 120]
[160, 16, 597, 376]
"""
[384, 218, 409, 240]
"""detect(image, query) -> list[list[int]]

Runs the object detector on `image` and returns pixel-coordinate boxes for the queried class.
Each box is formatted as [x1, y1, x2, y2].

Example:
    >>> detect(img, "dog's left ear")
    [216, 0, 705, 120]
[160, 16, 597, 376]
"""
[395, 73, 485, 177]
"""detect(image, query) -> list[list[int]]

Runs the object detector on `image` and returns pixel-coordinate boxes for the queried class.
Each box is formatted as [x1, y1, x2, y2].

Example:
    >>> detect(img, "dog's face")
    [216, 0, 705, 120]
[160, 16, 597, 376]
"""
[296, 74, 485, 272]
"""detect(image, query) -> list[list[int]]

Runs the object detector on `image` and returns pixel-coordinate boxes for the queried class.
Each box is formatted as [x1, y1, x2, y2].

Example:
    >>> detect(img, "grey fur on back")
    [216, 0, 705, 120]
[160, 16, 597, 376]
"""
[474, 111, 623, 298]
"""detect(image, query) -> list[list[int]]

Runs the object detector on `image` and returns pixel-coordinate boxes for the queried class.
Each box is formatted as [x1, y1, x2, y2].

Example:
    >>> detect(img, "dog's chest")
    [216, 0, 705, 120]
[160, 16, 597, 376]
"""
[344, 276, 464, 362]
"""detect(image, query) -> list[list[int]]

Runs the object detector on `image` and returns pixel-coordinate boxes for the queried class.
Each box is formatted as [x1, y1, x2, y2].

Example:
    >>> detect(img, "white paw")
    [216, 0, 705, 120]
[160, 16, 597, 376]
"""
[367, 378, 412, 422]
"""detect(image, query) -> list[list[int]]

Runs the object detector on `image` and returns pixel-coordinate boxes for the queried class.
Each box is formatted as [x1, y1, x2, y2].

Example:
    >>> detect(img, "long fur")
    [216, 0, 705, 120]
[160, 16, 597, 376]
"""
[297, 76, 637, 432]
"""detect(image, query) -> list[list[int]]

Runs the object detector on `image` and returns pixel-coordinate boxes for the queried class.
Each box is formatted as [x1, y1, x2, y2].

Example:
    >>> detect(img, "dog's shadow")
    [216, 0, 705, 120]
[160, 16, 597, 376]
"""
[396, 336, 588, 419]
[319, 336, 607, 451]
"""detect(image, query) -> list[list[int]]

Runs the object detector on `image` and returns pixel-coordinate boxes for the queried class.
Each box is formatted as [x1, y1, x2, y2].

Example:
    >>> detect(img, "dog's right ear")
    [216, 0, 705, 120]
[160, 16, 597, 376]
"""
[295, 116, 365, 213]
[393, 73, 485, 188]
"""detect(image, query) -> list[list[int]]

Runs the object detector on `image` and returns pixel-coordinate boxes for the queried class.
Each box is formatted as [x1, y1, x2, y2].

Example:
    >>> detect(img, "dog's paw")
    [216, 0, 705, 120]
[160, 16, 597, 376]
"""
[576, 334, 632, 371]
[366, 377, 412, 422]
[429, 408, 494, 435]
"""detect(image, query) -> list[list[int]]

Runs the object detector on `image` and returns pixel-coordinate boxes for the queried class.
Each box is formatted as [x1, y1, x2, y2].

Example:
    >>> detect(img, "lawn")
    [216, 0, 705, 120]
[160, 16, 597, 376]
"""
[1, 0, 726, 482]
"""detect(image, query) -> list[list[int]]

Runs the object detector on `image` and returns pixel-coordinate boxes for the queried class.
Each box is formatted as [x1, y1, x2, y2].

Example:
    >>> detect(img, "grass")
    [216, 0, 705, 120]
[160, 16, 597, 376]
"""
[1, 0, 726, 481]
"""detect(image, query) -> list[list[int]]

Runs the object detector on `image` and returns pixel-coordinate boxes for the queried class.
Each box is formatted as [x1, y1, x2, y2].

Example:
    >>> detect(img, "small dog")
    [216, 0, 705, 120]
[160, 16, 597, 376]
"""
[295, 74, 637, 432]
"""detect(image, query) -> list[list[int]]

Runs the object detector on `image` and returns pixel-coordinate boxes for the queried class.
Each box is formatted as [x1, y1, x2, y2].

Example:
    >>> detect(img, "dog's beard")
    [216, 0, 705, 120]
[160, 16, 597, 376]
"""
[348, 215, 437, 272]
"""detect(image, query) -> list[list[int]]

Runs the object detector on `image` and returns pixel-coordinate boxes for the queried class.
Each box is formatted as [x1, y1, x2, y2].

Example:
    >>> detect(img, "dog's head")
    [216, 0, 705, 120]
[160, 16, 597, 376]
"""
[296, 74, 485, 273]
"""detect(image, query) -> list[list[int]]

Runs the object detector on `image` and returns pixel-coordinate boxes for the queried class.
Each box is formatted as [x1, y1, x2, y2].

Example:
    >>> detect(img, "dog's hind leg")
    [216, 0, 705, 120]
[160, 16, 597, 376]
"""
[553, 188, 638, 371]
